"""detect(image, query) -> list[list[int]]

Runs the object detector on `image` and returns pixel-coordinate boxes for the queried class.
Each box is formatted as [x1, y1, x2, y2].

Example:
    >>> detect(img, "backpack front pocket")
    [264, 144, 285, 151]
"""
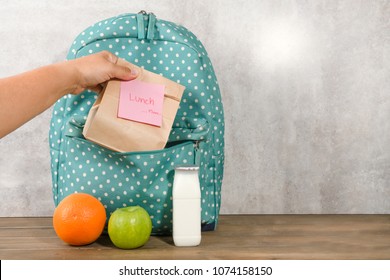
[56, 116, 208, 235]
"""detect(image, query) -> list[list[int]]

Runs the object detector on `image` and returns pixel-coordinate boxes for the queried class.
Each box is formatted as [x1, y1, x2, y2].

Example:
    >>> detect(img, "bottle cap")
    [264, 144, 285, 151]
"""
[174, 165, 199, 171]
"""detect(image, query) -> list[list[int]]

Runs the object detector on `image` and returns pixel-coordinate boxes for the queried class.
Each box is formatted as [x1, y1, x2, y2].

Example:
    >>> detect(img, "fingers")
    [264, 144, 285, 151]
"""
[101, 50, 118, 64]
[70, 51, 138, 95]
[99, 51, 138, 81]
[111, 65, 138, 81]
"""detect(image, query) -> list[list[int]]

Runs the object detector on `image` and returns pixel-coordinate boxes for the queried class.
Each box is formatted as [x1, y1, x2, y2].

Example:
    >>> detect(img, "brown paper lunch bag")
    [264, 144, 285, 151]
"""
[83, 59, 185, 152]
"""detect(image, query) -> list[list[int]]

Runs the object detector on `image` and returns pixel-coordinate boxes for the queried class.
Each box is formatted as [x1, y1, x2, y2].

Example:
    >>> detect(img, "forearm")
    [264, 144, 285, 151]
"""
[0, 62, 77, 138]
[0, 51, 136, 139]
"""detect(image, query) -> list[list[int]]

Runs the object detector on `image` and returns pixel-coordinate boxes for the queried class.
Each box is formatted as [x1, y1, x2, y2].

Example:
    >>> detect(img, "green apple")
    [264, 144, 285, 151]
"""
[108, 206, 152, 249]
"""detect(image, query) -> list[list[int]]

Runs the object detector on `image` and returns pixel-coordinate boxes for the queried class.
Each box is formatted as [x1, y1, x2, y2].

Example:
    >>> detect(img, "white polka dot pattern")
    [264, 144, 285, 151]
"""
[49, 12, 224, 234]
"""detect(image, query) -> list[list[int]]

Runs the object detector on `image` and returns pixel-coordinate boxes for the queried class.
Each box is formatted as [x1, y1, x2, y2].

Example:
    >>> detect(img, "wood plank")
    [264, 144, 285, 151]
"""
[0, 215, 390, 260]
[0, 217, 53, 228]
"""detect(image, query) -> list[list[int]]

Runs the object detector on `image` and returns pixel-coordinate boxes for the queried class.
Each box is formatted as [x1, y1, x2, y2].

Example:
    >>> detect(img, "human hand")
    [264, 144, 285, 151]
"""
[67, 51, 138, 94]
[0, 50, 138, 138]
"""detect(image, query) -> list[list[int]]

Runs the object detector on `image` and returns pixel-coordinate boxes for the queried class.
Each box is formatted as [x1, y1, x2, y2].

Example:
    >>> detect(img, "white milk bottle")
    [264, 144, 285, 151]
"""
[172, 165, 201, 246]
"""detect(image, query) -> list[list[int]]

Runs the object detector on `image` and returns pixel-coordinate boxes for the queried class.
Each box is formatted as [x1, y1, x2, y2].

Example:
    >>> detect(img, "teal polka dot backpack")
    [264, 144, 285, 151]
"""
[49, 11, 224, 235]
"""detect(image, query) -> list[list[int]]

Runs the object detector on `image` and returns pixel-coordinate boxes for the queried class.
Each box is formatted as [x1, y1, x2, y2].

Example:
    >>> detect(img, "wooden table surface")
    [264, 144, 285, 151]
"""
[1, 215, 390, 260]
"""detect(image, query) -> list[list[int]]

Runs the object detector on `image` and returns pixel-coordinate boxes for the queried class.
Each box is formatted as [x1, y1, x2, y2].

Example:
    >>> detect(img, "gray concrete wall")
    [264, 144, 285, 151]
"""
[1, 0, 389, 216]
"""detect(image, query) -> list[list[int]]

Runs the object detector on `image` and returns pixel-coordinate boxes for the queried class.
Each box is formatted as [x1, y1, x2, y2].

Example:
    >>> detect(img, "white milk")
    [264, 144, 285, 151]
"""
[172, 165, 201, 246]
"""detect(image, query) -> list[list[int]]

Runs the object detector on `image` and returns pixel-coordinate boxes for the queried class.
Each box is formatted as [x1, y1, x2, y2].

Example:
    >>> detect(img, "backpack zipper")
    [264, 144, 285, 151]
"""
[137, 10, 156, 40]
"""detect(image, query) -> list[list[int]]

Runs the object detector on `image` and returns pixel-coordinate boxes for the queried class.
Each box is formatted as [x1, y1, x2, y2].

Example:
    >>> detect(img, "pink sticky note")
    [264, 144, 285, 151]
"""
[118, 80, 165, 127]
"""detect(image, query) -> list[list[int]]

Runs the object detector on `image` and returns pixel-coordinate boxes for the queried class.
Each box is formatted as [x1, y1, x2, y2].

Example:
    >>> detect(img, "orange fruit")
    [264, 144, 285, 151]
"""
[53, 193, 106, 246]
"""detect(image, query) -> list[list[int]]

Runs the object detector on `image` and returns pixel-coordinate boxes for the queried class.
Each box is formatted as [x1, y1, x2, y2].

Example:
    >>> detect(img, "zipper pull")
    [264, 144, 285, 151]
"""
[194, 141, 200, 151]
[136, 10, 146, 39]
[194, 141, 201, 165]
[147, 13, 156, 40]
